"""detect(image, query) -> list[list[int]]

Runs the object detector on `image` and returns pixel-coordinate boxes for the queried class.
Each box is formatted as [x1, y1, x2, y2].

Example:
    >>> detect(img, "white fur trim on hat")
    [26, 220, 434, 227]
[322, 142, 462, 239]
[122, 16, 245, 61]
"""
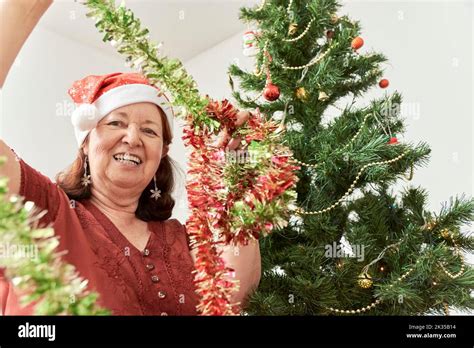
[72, 84, 174, 146]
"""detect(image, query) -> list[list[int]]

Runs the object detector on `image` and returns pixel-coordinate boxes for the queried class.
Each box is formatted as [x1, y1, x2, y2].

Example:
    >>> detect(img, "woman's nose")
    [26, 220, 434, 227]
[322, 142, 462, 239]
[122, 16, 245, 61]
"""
[122, 125, 142, 147]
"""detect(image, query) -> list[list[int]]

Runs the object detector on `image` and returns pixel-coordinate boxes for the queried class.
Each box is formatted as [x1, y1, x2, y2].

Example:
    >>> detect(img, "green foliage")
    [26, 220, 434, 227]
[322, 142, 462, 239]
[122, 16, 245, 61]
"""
[0, 160, 110, 315]
[230, 0, 474, 315]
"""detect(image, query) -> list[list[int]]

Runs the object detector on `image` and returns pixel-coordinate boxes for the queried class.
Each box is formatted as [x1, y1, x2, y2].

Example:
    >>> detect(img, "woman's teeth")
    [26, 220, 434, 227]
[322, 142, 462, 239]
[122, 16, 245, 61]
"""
[113, 153, 141, 166]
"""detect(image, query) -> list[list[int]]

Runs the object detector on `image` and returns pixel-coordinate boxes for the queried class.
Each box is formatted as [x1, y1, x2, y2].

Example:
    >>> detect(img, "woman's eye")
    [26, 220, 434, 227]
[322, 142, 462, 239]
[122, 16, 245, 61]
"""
[143, 128, 157, 136]
[107, 121, 122, 127]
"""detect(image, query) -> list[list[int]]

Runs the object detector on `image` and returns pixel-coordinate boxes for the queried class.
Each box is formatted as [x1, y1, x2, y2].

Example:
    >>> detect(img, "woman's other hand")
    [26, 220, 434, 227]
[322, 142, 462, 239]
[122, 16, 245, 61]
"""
[214, 110, 251, 151]
[0, 0, 53, 88]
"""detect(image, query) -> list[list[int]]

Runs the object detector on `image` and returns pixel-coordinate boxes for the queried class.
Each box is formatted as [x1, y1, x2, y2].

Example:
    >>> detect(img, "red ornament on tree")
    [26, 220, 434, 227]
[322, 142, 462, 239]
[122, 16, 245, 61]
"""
[388, 136, 398, 144]
[379, 79, 390, 88]
[351, 36, 364, 50]
[263, 81, 280, 101]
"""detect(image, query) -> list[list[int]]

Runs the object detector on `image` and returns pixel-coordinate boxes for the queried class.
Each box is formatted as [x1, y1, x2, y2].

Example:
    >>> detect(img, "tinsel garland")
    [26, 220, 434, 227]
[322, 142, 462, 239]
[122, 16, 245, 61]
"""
[184, 101, 299, 314]
[82, 0, 300, 315]
[0, 159, 109, 315]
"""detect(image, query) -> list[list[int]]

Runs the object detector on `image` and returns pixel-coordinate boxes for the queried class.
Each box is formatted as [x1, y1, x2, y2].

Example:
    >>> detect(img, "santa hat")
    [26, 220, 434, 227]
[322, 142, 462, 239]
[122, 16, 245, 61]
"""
[68, 72, 174, 147]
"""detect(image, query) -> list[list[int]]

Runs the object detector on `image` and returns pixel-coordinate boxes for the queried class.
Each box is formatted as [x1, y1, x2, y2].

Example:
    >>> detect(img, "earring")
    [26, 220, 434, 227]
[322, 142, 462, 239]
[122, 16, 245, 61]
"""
[150, 175, 161, 200]
[81, 155, 92, 187]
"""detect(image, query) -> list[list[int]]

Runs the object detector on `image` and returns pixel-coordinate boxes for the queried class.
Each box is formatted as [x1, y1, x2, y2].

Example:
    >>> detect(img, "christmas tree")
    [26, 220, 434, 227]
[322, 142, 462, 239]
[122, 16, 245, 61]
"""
[229, 0, 474, 315]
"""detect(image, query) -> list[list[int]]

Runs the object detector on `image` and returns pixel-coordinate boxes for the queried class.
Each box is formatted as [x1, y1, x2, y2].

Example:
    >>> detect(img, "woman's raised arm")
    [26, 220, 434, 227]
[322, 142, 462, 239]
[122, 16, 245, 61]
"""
[0, 0, 52, 89]
[0, 0, 52, 197]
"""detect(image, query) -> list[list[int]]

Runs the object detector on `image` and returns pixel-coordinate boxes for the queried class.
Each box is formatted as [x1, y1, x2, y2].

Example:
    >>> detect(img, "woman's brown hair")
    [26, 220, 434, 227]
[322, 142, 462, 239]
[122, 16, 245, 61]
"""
[56, 107, 180, 221]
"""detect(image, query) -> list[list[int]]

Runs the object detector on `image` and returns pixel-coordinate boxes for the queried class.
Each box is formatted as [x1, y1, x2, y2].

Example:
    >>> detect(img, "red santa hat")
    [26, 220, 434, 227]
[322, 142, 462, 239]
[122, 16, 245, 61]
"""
[68, 72, 174, 146]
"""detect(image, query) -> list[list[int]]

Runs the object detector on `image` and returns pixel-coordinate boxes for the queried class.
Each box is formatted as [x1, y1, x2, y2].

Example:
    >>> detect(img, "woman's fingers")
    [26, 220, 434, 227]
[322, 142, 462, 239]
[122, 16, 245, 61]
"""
[226, 136, 242, 151]
[213, 110, 251, 150]
[213, 128, 231, 148]
[235, 110, 251, 127]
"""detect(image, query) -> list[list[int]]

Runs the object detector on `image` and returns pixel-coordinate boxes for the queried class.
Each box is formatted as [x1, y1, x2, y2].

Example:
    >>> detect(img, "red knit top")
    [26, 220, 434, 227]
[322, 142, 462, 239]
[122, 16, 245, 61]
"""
[0, 159, 199, 315]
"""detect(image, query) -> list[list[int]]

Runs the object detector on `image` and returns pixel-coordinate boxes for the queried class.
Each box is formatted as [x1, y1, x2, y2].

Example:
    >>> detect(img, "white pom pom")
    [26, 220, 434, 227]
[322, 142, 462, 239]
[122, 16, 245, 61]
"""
[71, 104, 102, 131]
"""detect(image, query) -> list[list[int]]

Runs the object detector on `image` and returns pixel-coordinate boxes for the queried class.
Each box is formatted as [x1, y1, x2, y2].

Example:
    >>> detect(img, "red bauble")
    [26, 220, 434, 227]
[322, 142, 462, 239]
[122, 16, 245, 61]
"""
[351, 36, 364, 50]
[263, 82, 280, 101]
[379, 79, 390, 88]
[388, 137, 398, 144]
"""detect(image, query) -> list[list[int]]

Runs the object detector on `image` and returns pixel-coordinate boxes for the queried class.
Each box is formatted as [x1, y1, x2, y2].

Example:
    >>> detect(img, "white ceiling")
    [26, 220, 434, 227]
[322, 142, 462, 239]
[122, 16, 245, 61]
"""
[40, 0, 260, 62]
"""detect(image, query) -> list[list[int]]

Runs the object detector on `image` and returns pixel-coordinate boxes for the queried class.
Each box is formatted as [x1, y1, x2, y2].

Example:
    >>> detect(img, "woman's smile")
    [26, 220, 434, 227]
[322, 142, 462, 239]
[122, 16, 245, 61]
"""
[112, 152, 143, 168]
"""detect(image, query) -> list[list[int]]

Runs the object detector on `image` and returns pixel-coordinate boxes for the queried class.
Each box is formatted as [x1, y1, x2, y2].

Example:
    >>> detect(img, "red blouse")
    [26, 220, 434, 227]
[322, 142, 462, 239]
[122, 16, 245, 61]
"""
[0, 159, 199, 315]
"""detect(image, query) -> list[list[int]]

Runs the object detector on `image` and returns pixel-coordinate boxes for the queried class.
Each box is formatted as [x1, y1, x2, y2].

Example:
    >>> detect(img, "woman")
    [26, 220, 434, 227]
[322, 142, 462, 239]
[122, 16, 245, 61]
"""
[0, 0, 261, 315]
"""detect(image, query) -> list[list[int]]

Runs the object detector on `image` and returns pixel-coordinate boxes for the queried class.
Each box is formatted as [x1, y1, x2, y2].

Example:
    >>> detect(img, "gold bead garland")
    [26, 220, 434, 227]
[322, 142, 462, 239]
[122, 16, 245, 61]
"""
[256, 0, 266, 11]
[326, 298, 382, 314]
[294, 151, 410, 215]
[326, 255, 419, 315]
[443, 302, 450, 316]
[324, 218, 467, 315]
[341, 113, 371, 150]
[292, 158, 318, 169]
[283, 18, 315, 42]
[282, 45, 333, 70]
[437, 230, 465, 279]
[254, 41, 269, 77]
[292, 113, 372, 169]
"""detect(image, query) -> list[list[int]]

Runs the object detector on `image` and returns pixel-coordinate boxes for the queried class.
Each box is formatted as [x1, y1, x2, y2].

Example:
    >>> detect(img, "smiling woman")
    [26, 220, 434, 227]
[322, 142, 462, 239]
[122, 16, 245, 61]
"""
[0, 0, 262, 316]
[56, 101, 176, 222]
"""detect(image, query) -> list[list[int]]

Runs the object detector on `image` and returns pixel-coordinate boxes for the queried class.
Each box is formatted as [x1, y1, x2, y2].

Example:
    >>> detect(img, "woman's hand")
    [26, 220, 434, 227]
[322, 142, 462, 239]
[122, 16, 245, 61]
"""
[214, 110, 251, 151]
[210, 108, 261, 307]
[0, 0, 53, 88]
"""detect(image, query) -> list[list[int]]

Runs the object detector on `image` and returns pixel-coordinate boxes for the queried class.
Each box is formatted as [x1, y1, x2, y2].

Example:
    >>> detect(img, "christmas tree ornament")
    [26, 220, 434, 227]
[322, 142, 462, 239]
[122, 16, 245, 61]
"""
[440, 228, 451, 239]
[379, 79, 390, 88]
[284, 17, 316, 43]
[388, 136, 398, 144]
[317, 36, 328, 46]
[263, 81, 280, 101]
[404, 164, 414, 181]
[330, 14, 339, 24]
[326, 30, 335, 39]
[423, 220, 437, 231]
[351, 36, 364, 50]
[296, 87, 308, 101]
[318, 91, 329, 101]
[288, 23, 298, 36]
[242, 30, 260, 57]
[357, 272, 373, 288]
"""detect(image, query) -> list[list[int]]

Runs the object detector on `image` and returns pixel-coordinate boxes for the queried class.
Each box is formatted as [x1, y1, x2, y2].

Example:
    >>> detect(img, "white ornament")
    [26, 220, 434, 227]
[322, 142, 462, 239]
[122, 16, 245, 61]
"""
[316, 37, 328, 46]
[287, 121, 303, 132]
[272, 110, 285, 121]
[348, 211, 360, 222]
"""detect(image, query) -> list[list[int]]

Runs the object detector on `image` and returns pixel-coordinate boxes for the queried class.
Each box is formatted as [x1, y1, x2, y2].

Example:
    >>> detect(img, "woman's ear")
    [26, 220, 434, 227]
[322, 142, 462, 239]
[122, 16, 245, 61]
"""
[161, 144, 169, 158]
[82, 134, 92, 156]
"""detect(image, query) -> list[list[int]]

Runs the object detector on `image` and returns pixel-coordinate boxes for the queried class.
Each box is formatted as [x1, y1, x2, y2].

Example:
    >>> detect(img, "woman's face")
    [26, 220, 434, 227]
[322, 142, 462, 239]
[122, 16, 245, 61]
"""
[83, 102, 169, 196]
